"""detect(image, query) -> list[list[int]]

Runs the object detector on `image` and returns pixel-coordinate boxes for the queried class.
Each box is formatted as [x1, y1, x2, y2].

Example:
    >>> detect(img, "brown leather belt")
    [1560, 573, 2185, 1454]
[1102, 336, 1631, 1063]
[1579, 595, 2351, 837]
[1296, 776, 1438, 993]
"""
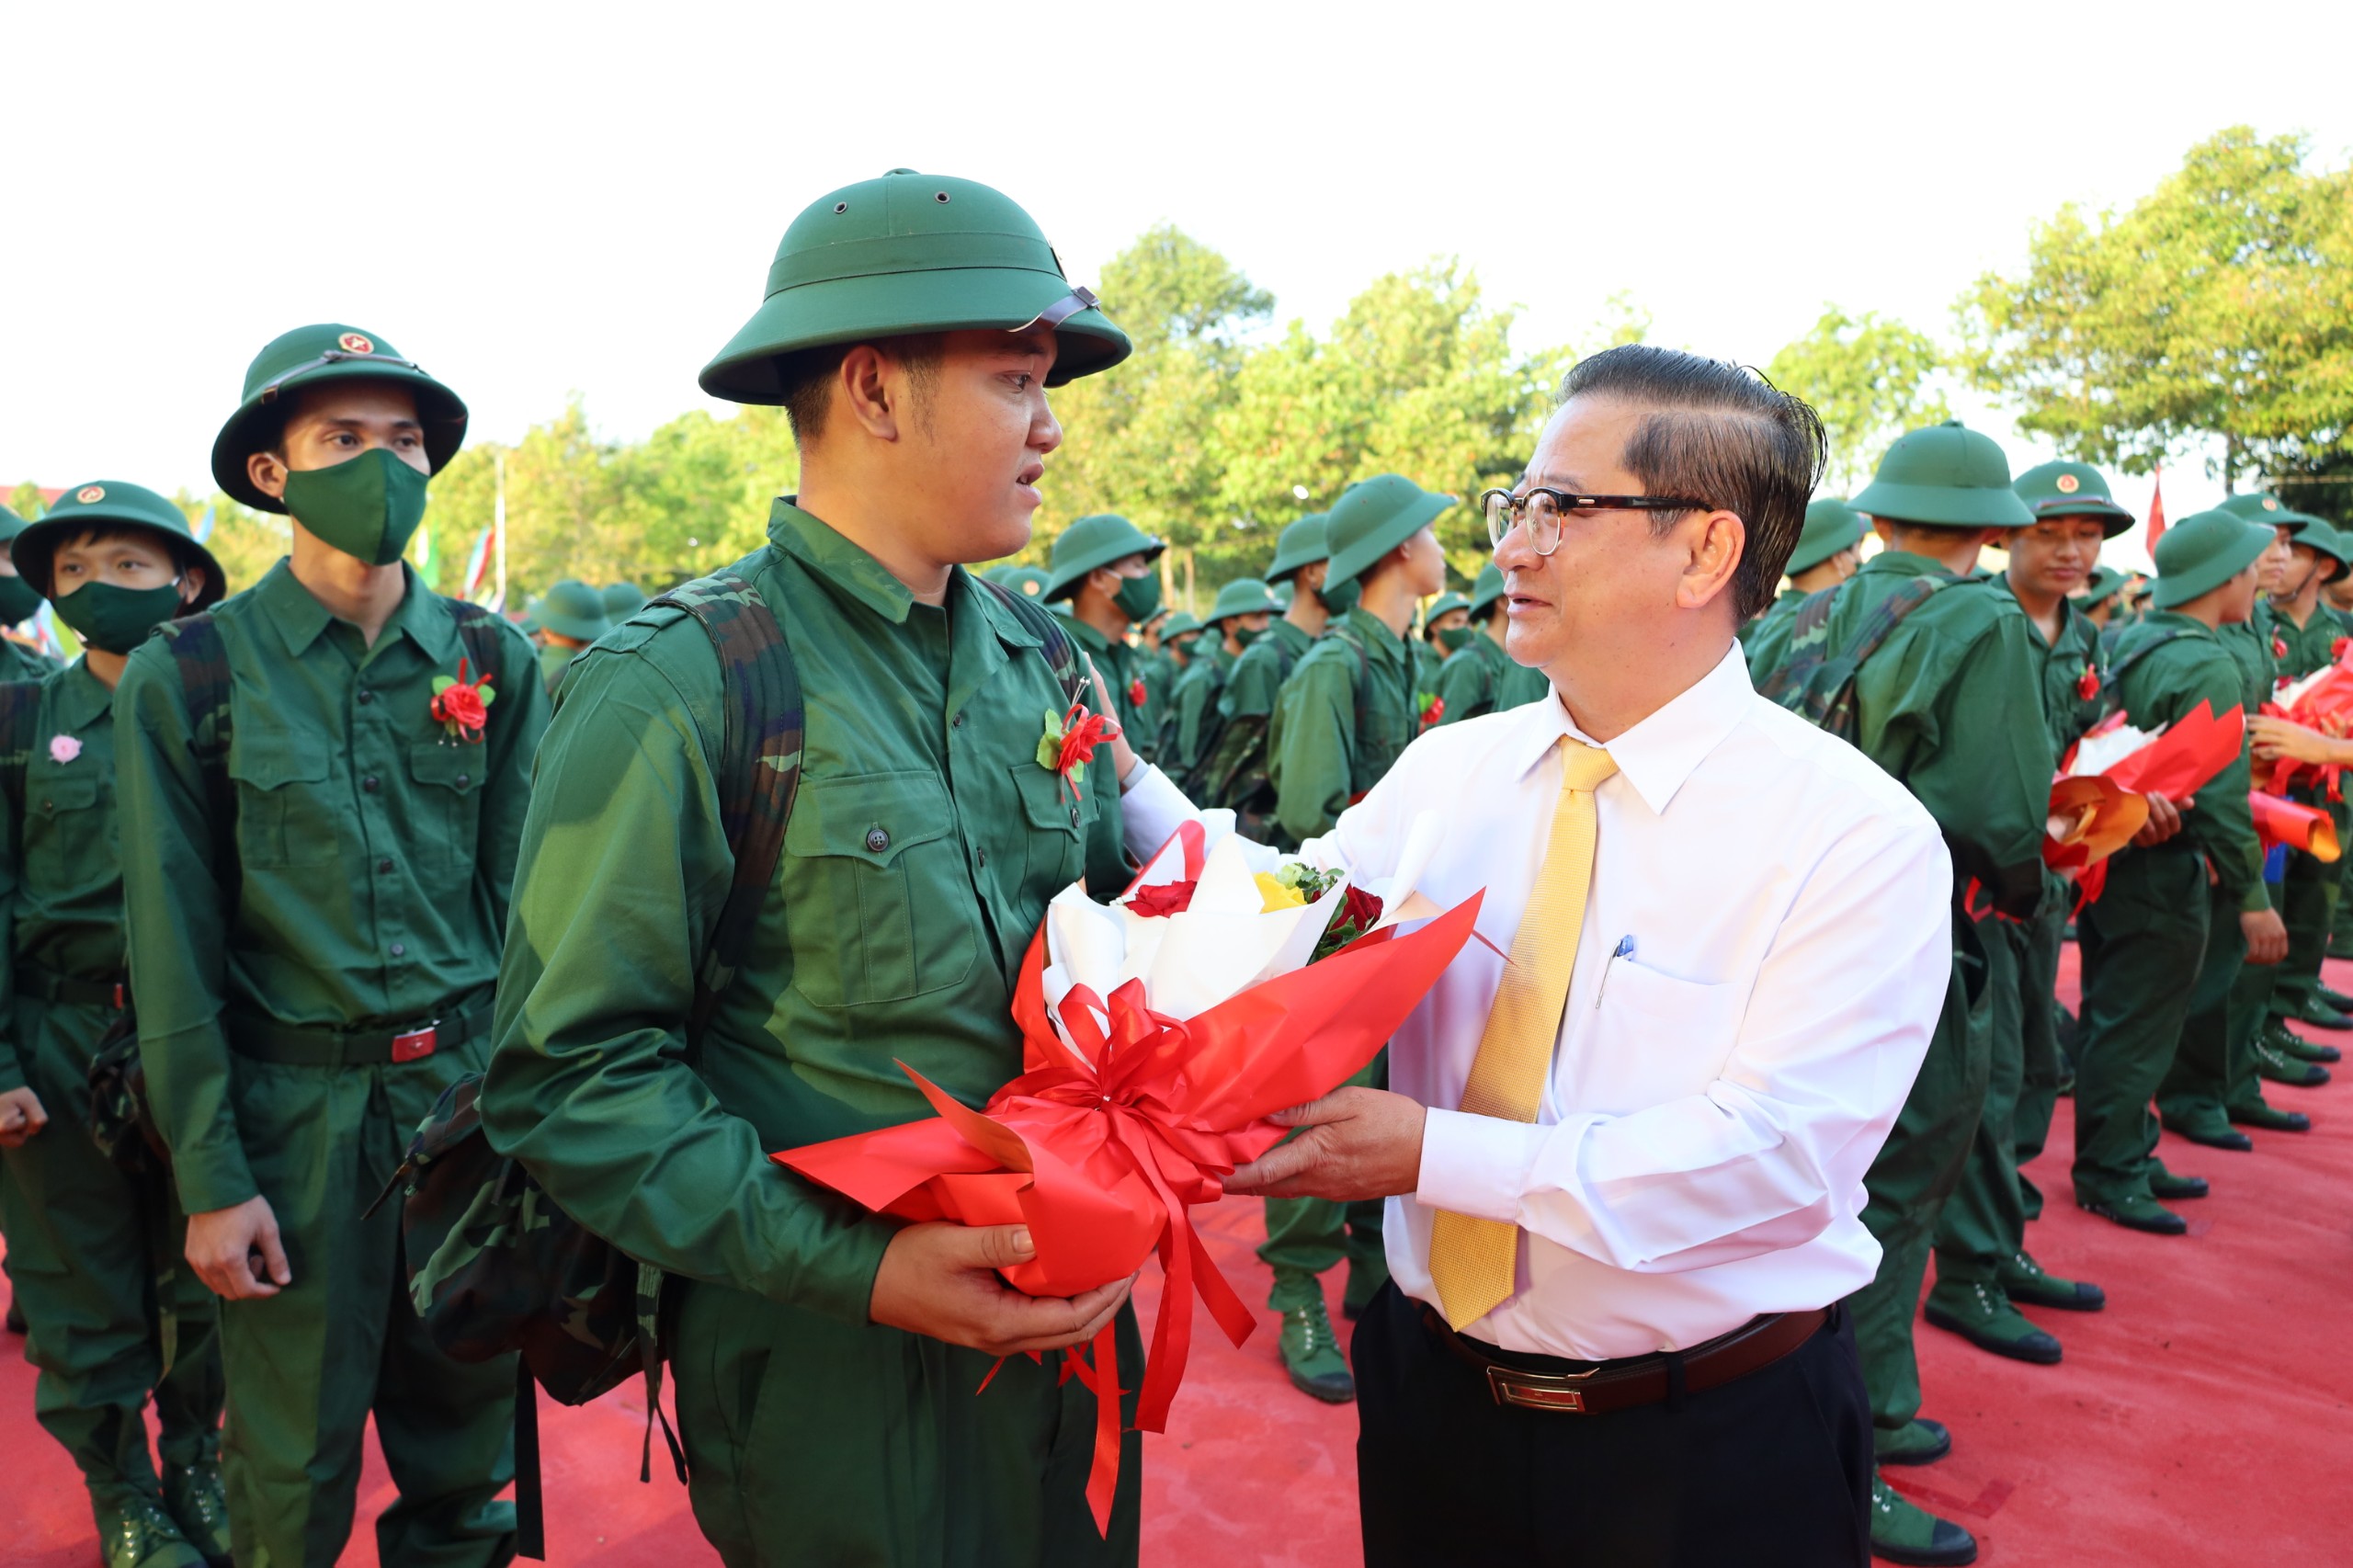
[1420, 1303, 1829, 1415]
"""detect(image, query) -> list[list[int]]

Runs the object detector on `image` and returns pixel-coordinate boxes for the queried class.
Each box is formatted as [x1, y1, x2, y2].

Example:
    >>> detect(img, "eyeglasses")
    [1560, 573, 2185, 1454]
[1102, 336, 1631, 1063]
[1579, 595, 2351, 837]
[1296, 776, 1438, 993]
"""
[1480, 487, 1711, 556]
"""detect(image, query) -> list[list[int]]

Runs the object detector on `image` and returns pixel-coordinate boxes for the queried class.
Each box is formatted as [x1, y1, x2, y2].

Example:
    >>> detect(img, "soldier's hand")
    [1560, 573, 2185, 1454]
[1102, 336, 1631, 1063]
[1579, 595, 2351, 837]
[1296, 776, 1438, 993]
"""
[2132, 791, 2186, 847]
[1082, 654, 1141, 787]
[0, 1085, 47, 1148]
[2240, 907, 2290, 966]
[188, 1195, 291, 1300]
[869, 1221, 1134, 1357]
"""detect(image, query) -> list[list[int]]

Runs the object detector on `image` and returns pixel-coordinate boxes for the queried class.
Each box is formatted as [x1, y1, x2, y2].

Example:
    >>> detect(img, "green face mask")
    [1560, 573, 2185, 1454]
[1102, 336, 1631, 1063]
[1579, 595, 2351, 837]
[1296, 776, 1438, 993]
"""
[1318, 578, 1360, 616]
[1438, 626, 1476, 653]
[281, 449, 430, 566]
[0, 574, 43, 628]
[1111, 572, 1163, 625]
[53, 581, 184, 654]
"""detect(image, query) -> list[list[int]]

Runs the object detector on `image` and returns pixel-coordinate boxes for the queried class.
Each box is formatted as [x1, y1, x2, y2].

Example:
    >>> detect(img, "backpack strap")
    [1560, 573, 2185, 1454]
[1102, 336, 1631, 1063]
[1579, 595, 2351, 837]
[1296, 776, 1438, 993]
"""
[156, 616, 240, 906]
[1319, 620, 1379, 765]
[446, 597, 511, 711]
[644, 572, 804, 1056]
[2100, 627, 2189, 699]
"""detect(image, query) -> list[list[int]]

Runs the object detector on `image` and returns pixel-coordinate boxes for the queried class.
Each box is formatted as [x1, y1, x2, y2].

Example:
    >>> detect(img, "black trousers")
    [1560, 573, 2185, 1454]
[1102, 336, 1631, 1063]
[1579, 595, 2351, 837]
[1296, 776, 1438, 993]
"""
[1355, 1283, 1870, 1568]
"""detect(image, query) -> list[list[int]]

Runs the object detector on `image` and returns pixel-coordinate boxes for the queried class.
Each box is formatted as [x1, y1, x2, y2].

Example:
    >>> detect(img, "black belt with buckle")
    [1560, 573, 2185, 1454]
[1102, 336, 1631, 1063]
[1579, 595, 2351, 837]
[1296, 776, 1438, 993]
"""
[1419, 1302, 1830, 1415]
[225, 987, 494, 1068]
[14, 965, 125, 1009]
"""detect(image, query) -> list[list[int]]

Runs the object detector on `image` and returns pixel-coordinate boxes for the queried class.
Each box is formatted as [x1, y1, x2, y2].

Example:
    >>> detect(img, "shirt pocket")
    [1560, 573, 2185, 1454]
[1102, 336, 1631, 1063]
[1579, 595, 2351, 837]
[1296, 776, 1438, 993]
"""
[782, 769, 978, 1009]
[1583, 959, 1748, 1107]
[227, 731, 339, 869]
[1006, 761, 1086, 905]
[24, 770, 112, 874]
[407, 741, 486, 869]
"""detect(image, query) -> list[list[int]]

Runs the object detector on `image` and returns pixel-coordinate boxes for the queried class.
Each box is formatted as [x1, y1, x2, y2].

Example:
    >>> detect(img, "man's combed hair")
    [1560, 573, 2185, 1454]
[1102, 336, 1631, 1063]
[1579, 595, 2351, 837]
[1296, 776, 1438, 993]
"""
[1558, 346, 1827, 621]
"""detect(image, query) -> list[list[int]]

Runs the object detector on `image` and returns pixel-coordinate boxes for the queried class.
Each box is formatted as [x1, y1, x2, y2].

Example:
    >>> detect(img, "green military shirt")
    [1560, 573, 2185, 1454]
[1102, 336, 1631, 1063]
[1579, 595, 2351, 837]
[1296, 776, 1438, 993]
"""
[1269, 605, 1416, 846]
[2006, 582, 2106, 762]
[539, 639, 578, 698]
[0, 664, 121, 1095]
[1739, 586, 1807, 653]
[1129, 644, 1177, 759]
[2270, 597, 2344, 681]
[1836, 552, 2054, 919]
[1428, 631, 1545, 723]
[1063, 615, 1149, 762]
[2109, 611, 2266, 912]
[1743, 585, 1820, 690]
[0, 638, 62, 684]
[1165, 641, 1236, 778]
[1223, 619, 1314, 723]
[113, 561, 551, 1213]
[482, 502, 1123, 1325]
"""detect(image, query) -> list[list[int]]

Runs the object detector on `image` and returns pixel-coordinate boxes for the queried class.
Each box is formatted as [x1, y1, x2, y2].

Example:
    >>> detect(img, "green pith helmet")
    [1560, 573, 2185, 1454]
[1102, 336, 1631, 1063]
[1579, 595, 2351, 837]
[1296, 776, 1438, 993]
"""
[603, 581, 648, 618]
[1161, 611, 1203, 644]
[1850, 421, 2035, 530]
[2152, 509, 2274, 609]
[1468, 562, 1507, 619]
[1789, 497, 1868, 574]
[15, 481, 228, 610]
[1324, 475, 1451, 587]
[1043, 513, 1164, 601]
[699, 170, 1131, 403]
[2221, 491, 2326, 533]
[212, 324, 468, 514]
[538, 579, 613, 643]
[1207, 578, 1282, 623]
[2012, 460, 2134, 537]
[1264, 514, 1331, 583]
[0, 503, 31, 546]
[2292, 517, 2351, 583]
[1425, 592, 1471, 626]
[983, 562, 1052, 598]
[2077, 564, 2129, 608]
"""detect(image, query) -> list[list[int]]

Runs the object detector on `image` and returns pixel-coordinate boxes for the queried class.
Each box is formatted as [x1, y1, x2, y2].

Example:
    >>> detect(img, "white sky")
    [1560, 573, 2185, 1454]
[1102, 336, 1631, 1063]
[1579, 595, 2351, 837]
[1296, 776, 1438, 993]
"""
[8, 0, 2351, 570]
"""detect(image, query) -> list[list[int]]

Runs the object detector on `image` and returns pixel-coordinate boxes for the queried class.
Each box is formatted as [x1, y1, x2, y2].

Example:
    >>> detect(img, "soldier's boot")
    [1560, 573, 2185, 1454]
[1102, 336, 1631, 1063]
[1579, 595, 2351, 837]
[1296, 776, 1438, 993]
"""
[1999, 1249, 2105, 1312]
[162, 1460, 231, 1568]
[1923, 1280, 2062, 1365]
[2147, 1159, 2209, 1201]
[1872, 1417, 1950, 1467]
[2228, 1094, 2313, 1133]
[2078, 1192, 2188, 1235]
[1870, 1472, 1977, 1566]
[1270, 1271, 1352, 1403]
[2160, 1105, 2254, 1152]
[2266, 1018, 2341, 1064]
[2255, 1027, 2333, 1086]
[2314, 983, 2353, 1013]
[95, 1493, 205, 1568]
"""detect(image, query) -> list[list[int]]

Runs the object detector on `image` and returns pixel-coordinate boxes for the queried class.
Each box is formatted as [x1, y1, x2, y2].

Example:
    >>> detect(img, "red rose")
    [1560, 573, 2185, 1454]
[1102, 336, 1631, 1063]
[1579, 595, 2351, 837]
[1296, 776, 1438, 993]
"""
[2075, 664, 2099, 702]
[2273, 634, 2289, 661]
[1126, 880, 1198, 918]
[430, 657, 495, 743]
[2334, 635, 2350, 663]
[1129, 676, 1147, 709]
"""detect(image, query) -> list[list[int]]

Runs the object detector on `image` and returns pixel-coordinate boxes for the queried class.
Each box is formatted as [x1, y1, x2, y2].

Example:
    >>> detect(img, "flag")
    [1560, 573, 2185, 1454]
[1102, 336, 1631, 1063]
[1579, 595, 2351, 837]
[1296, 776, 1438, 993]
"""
[462, 525, 494, 603]
[2146, 463, 2167, 552]
[193, 506, 215, 544]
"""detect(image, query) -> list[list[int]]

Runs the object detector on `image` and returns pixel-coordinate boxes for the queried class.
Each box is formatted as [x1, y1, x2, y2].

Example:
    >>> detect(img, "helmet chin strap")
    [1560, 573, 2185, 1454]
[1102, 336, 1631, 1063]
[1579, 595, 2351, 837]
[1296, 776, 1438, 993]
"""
[1012, 286, 1100, 335]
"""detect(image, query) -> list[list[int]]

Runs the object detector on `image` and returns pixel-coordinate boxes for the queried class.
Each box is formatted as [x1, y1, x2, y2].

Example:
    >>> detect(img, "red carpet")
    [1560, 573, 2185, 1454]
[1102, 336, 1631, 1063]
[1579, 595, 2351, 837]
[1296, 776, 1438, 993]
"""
[6, 948, 2352, 1565]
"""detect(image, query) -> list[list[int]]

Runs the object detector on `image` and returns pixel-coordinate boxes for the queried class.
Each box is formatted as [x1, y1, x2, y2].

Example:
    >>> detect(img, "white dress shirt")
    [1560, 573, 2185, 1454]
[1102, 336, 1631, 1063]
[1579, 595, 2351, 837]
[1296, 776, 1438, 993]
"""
[1121, 641, 1951, 1360]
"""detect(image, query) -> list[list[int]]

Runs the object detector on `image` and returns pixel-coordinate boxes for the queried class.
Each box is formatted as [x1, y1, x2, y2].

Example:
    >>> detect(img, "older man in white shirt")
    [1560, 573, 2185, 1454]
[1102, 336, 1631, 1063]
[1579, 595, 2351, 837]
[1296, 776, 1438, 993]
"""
[1110, 346, 1951, 1566]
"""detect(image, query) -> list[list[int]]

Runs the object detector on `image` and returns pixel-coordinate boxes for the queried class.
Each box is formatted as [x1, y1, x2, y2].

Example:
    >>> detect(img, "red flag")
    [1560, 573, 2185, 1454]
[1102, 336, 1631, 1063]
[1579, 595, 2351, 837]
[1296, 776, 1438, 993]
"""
[2145, 463, 2167, 551]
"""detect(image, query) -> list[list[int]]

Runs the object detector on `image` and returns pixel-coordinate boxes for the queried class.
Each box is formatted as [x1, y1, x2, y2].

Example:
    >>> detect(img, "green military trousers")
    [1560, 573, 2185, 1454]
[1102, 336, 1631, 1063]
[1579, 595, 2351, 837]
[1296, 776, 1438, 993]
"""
[2072, 847, 2211, 1205]
[2158, 878, 2275, 1134]
[1932, 912, 2037, 1288]
[1847, 918, 1991, 1431]
[1257, 1054, 1387, 1309]
[0, 997, 222, 1507]
[2266, 797, 2351, 1022]
[2008, 911, 2067, 1223]
[215, 1047, 516, 1568]
[669, 1278, 1142, 1568]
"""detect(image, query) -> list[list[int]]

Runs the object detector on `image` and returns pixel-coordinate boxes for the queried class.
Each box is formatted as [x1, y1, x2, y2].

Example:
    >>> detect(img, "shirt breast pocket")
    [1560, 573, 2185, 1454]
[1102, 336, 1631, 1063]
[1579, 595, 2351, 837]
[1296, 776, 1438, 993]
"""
[1586, 960, 1748, 1103]
[1006, 762, 1085, 903]
[407, 742, 485, 869]
[227, 732, 338, 869]
[25, 770, 111, 867]
[782, 770, 978, 1009]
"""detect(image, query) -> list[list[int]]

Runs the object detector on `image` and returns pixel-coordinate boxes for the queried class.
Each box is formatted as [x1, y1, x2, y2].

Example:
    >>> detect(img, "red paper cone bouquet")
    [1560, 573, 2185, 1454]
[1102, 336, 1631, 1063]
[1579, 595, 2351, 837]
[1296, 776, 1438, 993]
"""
[776, 811, 1483, 1532]
[2261, 653, 2353, 798]
[2044, 702, 2245, 901]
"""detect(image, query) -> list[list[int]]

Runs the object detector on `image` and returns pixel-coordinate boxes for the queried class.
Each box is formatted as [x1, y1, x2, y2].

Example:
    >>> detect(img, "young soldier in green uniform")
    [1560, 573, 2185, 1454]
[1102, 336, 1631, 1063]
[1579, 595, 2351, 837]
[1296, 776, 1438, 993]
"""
[533, 577, 611, 696]
[1130, 606, 1177, 752]
[1044, 512, 1163, 761]
[1740, 494, 1864, 674]
[1160, 578, 1276, 784]
[1257, 475, 1449, 1403]
[114, 324, 549, 1568]
[0, 483, 230, 1568]
[2076, 510, 2277, 1240]
[1923, 461, 2125, 1369]
[483, 170, 1152, 1567]
[1431, 562, 1549, 724]
[1419, 590, 1470, 666]
[1196, 515, 1333, 836]
[0, 506, 65, 682]
[2077, 564, 2129, 630]
[1158, 609, 1203, 674]
[1802, 423, 2050, 1567]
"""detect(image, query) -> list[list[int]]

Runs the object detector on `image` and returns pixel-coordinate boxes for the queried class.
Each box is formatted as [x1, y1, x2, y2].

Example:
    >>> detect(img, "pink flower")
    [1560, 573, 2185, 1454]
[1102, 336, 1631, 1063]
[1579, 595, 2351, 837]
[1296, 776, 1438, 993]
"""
[48, 734, 81, 764]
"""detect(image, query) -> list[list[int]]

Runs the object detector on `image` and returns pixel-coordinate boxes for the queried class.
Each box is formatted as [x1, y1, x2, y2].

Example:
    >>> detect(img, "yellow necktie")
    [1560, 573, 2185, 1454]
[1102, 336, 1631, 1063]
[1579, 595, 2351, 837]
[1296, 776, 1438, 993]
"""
[1427, 736, 1617, 1330]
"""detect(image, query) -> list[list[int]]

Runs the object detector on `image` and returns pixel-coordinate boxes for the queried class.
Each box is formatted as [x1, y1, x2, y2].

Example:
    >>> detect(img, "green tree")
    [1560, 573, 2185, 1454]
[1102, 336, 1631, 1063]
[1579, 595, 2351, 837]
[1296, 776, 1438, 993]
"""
[1766, 307, 1949, 493]
[1958, 127, 2353, 486]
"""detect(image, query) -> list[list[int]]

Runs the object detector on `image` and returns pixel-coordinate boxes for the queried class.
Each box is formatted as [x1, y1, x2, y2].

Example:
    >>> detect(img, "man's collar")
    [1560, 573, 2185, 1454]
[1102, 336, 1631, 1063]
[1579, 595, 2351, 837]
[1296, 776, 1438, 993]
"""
[767, 497, 917, 625]
[1500, 641, 1754, 816]
[253, 559, 446, 660]
[52, 659, 112, 732]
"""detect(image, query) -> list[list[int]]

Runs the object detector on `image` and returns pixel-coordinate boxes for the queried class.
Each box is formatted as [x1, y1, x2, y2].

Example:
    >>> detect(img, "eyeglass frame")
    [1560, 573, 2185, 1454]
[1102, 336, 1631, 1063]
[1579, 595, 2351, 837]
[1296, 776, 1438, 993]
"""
[1480, 486, 1714, 556]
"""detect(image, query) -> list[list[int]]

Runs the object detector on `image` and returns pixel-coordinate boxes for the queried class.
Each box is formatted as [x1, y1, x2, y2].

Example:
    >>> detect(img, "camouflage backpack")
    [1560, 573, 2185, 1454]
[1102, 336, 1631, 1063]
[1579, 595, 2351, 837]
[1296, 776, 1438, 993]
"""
[1756, 574, 1949, 741]
[1194, 631, 1315, 837]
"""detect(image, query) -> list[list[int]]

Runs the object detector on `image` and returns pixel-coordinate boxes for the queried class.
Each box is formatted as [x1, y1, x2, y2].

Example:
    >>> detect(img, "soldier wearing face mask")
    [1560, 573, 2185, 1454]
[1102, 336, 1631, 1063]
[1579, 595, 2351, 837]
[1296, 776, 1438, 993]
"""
[0, 506, 65, 681]
[112, 324, 551, 1568]
[1044, 512, 1165, 765]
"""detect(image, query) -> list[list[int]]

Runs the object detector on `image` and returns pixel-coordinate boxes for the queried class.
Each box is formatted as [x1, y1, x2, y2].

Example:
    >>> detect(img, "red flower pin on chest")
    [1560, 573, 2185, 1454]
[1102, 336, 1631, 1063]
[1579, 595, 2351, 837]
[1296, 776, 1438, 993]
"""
[430, 657, 496, 743]
[1039, 699, 1120, 801]
[1129, 676, 1147, 709]
[2075, 663, 2099, 703]
[2273, 633, 2290, 662]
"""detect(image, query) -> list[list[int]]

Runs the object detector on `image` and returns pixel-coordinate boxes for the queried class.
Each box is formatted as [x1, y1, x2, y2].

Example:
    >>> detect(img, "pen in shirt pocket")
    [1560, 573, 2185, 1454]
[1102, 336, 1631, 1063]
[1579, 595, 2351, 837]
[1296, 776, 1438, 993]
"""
[1594, 935, 1636, 1009]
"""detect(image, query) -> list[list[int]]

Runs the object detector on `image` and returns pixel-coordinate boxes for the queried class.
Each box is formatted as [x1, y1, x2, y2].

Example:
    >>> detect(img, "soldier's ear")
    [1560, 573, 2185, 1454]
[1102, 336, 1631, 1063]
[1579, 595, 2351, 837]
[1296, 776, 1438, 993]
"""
[177, 566, 208, 608]
[247, 449, 290, 504]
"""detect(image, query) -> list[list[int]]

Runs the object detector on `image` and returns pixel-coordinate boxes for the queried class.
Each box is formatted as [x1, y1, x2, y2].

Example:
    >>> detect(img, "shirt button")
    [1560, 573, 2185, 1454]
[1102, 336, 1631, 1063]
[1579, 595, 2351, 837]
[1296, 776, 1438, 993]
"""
[952, 712, 965, 729]
[363, 775, 381, 792]
[1070, 806, 1082, 829]
[357, 688, 374, 705]
[378, 858, 394, 873]
[390, 942, 406, 958]
[866, 827, 891, 853]
[456, 774, 470, 788]
[977, 849, 987, 869]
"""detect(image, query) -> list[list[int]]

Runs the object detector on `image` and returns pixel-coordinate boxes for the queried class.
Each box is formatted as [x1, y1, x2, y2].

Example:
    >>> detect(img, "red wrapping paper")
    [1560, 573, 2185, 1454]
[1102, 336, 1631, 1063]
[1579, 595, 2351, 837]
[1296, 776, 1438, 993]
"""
[2045, 702, 2245, 903]
[775, 887, 1484, 1533]
[2260, 649, 2353, 797]
[2251, 790, 2341, 861]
